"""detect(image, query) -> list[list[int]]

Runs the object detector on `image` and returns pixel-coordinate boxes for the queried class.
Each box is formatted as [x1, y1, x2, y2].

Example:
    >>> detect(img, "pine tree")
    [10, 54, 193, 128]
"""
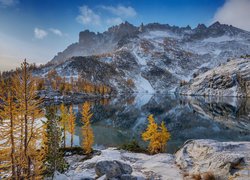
[81, 102, 94, 154]
[68, 106, 76, 147]
[60, 104, 68, 148]
[142, 114, 170, 154]
[44, 106, 66, 176]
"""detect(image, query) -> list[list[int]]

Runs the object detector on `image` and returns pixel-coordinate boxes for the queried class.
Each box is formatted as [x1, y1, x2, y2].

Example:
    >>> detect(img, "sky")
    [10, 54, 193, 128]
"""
[0, 0, 250, 71]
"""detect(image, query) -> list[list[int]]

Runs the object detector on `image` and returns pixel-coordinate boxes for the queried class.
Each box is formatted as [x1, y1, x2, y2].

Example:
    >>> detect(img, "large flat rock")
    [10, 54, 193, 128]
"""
[175, 139, 250, 179]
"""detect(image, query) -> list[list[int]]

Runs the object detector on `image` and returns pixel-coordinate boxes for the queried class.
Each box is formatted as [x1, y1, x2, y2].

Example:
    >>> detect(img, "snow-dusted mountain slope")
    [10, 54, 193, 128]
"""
[37, 21, 250, 93]
[177, 58, 250, 97]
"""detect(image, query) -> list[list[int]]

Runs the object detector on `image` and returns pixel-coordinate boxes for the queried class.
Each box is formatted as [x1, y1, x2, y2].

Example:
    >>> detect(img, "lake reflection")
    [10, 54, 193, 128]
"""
[65, 94, 250, 153]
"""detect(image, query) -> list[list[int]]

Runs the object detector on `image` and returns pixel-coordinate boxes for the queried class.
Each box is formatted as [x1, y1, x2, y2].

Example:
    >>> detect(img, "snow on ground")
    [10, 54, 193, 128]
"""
[165, 65, 192, 82]
[99, 57, 113, 64]
[202, 35, 233, 43]
[62, 148, 183, 180]
[133, 47, 147, 66]
[142, 31, 179, 41]
[134, 73, 155, 93]
[180, 59, 250, 97]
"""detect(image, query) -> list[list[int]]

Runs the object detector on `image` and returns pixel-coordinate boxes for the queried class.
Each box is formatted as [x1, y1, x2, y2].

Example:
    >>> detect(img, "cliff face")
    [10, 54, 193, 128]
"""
[51, 22, 139, 65]
[178, 58, 250, 97]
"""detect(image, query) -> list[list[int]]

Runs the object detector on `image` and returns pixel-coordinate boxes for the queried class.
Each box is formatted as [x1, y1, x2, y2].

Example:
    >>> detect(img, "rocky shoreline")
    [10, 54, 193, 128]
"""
[38, 90, 113, 105]
[54, 139, 250, 180]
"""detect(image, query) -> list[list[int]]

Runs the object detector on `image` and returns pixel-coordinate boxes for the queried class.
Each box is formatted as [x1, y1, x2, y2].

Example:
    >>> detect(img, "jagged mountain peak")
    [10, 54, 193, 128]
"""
[41, 20, 250, 94]
[195, 23, 207, 30]
[107, 21, 137, 32]
[209, 21, 221, 28]
[50, 21, 250, 67]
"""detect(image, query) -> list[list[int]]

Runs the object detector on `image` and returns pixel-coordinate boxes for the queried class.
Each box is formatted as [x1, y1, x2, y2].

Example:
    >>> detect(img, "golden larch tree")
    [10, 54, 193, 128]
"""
[159, 122, 171, 152]
[81, 101, 94, 154]
[142, 114, 170, 154]
[0, 82, 18, 178]
[12, 59, 44, 178]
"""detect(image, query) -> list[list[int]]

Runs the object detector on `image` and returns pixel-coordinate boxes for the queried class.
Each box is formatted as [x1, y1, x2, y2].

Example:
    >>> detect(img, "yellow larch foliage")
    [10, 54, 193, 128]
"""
[0, 60, 44, 179]
[81, 101, 94, 154]
[142, 114, 170, 154]
[0, 86, 18, 178]
[12, 59, 44, 178]
[68, 106, 76, 147]
[159, 121, 171, 152]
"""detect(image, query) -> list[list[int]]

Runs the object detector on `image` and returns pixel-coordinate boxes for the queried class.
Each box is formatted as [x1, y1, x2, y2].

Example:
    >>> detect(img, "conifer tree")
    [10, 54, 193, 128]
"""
[159, 122, 171, 152]
[36, 122, 48, 177]
[44, 106, 66, 176]
[81, 102, 94, 154]
[60, 104, 68, 148]
[0, 82, 18, 178]
[12, 59, 44, 177]
[142, 114, 170, 154]
[68, 105, 76, 147]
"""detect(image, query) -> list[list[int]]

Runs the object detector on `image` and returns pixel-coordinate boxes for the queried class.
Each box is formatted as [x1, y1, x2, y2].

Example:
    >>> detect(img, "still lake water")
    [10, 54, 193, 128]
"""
[64, 93, 250, 153]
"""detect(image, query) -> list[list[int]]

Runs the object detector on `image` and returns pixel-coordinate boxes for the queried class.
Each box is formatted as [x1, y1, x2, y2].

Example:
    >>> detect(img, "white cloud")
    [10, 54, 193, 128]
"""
[49, 28, 63, 36]
[76, 5, 101, 26]
[101, 5, 137, 18]
[213, 0, 250, 31]
[0, 0, 18, 7]
[106, 17, 123, 26]
[34, 28, 48, 39]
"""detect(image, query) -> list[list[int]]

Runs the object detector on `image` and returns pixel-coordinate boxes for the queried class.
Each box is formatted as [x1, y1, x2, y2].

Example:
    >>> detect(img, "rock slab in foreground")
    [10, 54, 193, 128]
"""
[95, 160, 133, 179]
[62, 148, 182, 179]
[175, 139, 250, 180]
[55, 139, 250, 180]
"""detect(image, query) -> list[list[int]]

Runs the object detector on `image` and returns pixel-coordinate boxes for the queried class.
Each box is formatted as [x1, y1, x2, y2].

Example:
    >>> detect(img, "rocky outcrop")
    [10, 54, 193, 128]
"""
[175, 139, 250, 180]
[95, 160, 134, 179]
[178, 58, 250, 97]
[51, 22, 139, 65]
[37, 90, 111, 105]
[55, 140, 250, 180]
[61, 148, 182, 179]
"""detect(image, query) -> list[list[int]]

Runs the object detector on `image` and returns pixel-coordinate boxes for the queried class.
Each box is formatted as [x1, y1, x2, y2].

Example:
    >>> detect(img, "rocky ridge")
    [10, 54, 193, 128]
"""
[34, 21, 250, 94]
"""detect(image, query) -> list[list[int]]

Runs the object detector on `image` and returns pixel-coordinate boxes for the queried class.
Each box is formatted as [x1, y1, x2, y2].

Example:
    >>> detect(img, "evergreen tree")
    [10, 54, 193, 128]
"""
[60, 104, 68, 148]
[68, 106, 76, 148]
[81, 102, 94, 154]
[44, 107, 66, 176]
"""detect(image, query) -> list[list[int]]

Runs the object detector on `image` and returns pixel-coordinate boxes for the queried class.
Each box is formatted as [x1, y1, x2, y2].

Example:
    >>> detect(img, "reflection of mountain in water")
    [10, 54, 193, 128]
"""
[186, 96, 250, 131]
[72, 94, 250, 153]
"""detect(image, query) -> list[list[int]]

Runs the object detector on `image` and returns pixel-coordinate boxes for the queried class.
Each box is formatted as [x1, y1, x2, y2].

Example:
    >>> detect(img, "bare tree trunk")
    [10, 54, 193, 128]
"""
[64, 125, 66, 148]
[71, 133, 73, 148]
